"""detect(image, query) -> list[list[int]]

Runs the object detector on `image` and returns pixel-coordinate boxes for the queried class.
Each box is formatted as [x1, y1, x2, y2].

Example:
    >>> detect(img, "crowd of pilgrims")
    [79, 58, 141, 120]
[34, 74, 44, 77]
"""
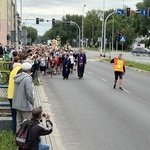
[10, 45, 86, 80]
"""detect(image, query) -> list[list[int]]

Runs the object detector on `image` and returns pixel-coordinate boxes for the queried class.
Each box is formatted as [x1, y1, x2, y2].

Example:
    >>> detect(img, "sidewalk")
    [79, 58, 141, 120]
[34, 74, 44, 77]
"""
[34, 83, 67, 150]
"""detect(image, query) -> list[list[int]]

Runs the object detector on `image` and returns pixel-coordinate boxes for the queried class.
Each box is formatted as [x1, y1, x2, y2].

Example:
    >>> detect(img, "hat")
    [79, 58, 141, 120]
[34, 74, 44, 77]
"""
[21, 62, 32, 71]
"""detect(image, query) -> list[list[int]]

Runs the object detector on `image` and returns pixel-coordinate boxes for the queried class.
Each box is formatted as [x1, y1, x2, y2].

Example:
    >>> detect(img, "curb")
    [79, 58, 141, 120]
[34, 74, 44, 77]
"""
[35, 84, 66, 150]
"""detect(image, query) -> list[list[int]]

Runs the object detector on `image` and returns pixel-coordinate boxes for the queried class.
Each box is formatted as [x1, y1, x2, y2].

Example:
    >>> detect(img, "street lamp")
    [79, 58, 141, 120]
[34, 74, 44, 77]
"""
[25, 14, 34, 26]
[104, 11, 116, 57]
[70, 21, 81, 48]
[112, 15, 114, 52]
[101, 0, 105, 56]
[15, 0, 18, 51]
[20, 0, 22, 31]
[87, 20, 94, 47]
[82, 4, 86, 47]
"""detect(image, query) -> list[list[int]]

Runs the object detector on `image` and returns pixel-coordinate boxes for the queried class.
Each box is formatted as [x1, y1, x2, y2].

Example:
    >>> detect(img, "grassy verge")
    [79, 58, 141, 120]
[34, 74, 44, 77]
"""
[103, 58, 150, 72]
[0, 130, 17, 150]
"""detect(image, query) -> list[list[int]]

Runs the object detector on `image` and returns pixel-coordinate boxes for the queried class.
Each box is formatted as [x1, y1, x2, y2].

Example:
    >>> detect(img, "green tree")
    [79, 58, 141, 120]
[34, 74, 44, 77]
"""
[22, 26, 38, 45]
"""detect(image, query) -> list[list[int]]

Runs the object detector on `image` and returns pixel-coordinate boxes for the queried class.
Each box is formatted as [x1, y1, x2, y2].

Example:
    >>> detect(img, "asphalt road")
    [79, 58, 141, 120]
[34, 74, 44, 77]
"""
[41, 52, 150, 150]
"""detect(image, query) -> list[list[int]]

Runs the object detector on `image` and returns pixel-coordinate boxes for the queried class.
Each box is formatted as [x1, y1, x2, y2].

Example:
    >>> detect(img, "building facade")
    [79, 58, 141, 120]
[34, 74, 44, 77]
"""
[0, 0, 15, 46]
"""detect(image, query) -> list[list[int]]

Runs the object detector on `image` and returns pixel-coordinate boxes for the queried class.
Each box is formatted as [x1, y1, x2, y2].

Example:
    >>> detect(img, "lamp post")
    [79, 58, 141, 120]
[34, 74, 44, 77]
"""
[104, 11, 116, 57]
[101, 0, 105, 56]
[70, 21, 81, 48]
[15, 0, 18, 51]
[112, 15, 114, 52]
[123, 0, 125, 8]
[26, 14, 33, 46]
[25, 14, 34, 26]
[87, 20, 94, 47]
[20, 0, 22, 31]
[82, 5, 86, 47]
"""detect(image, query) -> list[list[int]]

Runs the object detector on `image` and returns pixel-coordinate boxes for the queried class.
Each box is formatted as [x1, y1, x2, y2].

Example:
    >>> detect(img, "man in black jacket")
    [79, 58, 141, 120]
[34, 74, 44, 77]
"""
[19, 106, 53, 150]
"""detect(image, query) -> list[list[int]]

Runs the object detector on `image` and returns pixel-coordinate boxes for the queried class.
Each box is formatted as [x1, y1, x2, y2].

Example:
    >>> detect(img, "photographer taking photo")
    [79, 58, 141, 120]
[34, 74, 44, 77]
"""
[17, 106, 53, 150]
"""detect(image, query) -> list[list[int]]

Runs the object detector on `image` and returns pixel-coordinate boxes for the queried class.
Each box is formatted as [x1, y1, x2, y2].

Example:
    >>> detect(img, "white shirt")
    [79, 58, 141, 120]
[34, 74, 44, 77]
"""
[69, 55, 74, 64]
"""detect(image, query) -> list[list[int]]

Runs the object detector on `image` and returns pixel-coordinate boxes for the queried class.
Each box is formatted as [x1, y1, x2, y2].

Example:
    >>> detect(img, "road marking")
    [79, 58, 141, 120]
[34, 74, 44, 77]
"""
[87, 71, 93, 75]
[87, 59, 100, 62]
[123, 88, 130, 93]
[100, 78, 107, 82]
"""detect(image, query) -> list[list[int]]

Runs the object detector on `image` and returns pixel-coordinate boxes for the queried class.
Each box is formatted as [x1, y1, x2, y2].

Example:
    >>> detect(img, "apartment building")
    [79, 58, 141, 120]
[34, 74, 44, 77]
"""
[0, 0, 15, 45]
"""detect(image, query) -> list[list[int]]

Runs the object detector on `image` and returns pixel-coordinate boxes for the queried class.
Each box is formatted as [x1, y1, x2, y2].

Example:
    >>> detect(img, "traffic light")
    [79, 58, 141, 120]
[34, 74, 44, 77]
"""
[52, 18, 55, 26]
[36, 18, 39, 24]
[148, 7, 150, 18]
[126, 8, 131, 18]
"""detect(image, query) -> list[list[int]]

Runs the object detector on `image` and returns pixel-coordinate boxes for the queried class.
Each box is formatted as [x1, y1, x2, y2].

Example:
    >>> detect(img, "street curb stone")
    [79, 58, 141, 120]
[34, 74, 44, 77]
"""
[35, 84, 67, 150]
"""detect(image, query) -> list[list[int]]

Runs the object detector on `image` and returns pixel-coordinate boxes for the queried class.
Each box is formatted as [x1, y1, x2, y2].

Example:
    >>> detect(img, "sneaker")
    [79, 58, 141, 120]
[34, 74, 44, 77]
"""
[119, 87, 123, 91]
[113, 84, 116, 89]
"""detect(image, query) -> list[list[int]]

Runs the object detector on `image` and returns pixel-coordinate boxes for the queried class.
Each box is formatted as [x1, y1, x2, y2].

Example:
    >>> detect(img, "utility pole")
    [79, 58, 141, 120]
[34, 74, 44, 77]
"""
[15, 0, 18, 51]
[20, 0, 22, 46]
[82, 5, 86, 47]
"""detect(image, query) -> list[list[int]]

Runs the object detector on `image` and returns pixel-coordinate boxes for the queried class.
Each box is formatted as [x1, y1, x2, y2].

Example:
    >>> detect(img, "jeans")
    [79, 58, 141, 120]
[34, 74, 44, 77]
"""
[39, 143, 50, 150]
[8, 99, 16, 134]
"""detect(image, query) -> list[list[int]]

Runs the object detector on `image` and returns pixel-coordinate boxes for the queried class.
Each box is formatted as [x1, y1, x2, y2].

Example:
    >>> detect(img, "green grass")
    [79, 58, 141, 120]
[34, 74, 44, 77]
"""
[86, 47, 99, 51]
[103, 58, 150, 72]
[0, 130, 17, 150]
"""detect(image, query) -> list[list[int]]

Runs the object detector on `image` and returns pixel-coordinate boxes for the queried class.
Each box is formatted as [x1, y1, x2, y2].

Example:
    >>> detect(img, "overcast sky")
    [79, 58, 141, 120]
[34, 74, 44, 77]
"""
[17, 0, 143, 35]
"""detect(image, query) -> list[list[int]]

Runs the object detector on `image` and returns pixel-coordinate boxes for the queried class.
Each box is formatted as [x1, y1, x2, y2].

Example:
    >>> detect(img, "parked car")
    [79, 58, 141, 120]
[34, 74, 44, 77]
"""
[132, 47, 150, 56]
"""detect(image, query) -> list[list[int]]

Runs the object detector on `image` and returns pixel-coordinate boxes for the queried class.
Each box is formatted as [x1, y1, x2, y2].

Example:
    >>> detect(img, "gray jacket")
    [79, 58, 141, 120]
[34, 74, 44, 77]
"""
[12, 72, 34, 111]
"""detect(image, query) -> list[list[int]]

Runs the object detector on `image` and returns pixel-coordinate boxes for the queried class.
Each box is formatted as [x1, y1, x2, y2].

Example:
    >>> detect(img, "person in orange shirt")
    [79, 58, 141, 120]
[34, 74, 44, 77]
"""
[110, 53, 125, 90]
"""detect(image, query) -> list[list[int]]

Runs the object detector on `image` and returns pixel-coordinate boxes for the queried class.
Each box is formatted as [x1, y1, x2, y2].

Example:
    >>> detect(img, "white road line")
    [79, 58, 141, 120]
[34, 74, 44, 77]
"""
[123, 88, 130, 93]
[100, 78, 107, 82]
[87, 71, 93, 75]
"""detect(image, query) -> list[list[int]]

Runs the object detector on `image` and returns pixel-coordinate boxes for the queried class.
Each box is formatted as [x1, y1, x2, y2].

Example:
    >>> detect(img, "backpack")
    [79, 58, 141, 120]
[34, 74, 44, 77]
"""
[16, 120, 34, 149]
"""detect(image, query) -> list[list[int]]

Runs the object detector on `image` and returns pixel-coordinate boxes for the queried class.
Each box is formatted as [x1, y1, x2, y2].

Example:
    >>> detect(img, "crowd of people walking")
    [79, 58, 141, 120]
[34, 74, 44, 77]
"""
[0, 43, 87, 149]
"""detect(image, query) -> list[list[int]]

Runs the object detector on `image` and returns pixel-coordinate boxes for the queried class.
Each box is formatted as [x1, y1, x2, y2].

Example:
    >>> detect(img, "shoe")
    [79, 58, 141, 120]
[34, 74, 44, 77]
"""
[113, 84, 116, 89]
[119, 87, 123, 91]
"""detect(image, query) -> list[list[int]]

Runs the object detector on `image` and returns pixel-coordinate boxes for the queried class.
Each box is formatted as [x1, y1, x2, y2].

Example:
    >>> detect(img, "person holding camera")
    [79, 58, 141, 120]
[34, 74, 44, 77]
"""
[18, 106, 53, 150]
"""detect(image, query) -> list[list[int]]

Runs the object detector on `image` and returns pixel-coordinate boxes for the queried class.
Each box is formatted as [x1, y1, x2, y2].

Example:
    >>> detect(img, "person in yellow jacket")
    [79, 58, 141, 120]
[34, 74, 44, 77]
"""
[7, 56, 22, 133]
[110, 53, 125, 90]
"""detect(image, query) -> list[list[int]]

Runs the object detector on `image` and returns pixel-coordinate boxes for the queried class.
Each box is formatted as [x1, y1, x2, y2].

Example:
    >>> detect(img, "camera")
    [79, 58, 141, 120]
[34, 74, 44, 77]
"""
[42, 113, 47, 117]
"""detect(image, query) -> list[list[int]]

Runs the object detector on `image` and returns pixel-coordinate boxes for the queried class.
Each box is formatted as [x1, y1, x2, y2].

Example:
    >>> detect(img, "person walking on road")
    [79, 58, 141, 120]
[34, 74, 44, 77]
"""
[49, 55, 57, 78]
[77, 48, 86, 79]
[69, 51, 74, 73]
[110, 53, 125, 90]
[62, 53, 71, 79]
[12, 62, 34, 132]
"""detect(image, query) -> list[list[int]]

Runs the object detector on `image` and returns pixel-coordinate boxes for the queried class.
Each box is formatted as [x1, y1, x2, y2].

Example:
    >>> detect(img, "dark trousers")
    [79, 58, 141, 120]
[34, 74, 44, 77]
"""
[78, 67, 84, 78]
[8, 99, 17, 134]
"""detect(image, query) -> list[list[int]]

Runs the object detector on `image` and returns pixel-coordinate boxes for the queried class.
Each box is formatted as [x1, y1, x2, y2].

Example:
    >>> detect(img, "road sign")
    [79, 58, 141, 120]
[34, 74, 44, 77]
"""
[117, 9, 124, 15]
[98, 37, 101, 42]
[140, 10, 148, 16]
[120, 36, 126, 42]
